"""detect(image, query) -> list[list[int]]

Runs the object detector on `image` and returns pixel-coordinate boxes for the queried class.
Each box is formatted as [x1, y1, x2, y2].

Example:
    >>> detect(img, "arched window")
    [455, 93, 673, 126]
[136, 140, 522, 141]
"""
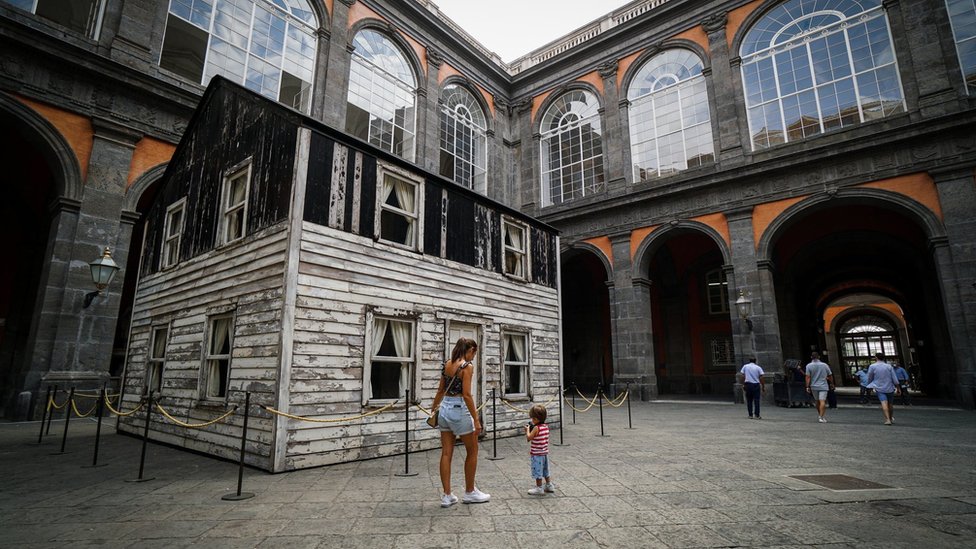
[740, 0, 904, 149]
[946, 0, 976, 93]
[346, 29, 417, 161]
[159, 0, 317, 112]
[627, 49, 713, 182]
[439, 84, 488, 193]
[540, 90, 604, 206]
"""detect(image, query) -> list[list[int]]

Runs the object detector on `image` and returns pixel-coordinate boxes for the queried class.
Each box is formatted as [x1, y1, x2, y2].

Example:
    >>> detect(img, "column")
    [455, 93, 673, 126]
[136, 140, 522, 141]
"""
[420, 48, 444, 174]
[701, 12, 745, 165]
[932, 169, 976, 408]
[514, 98, 538, 214]
[309, 27, 332, 121]
[609, 233, 658, 399]
[108, 0, 165, 70]
[597, 61, 627, 193]
[889, 0, 961, 116]
[320, 0, 355, 129]
[488, 96, 510, 205]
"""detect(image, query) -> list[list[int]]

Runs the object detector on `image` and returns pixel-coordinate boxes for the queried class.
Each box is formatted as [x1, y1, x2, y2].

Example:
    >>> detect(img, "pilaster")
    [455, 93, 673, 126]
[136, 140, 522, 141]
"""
[321, 0, 355, 129]
[701, 12, 744, 164]
[608, 233, 658, 399]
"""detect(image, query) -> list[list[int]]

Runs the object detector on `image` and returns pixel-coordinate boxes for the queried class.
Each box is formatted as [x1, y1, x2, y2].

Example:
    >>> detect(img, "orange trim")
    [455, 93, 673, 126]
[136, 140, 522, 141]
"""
[582, 236, 613, 267]
[438, 65, 495, 116]
[673, 25, 709, 55]
[617, 50, 643, 90]
[14, 95, 93, 182]
[347, 5, 426, 80]
[405, 35, 427, 75]
[438, 63, 461, 84]
[478, 84, 495, 117]
[323, 0, 332, 18]
[127, 137, 176, 188]
[858, 173, 943, 221]
[690, 212, 730, 249]
[530, 90, 553, 124]
[753, 196, 808, 250]
[577, 71, 604, 96]
[727, 0, 764, 50]
[347, 1, 381, 28]
[630, 225, 660, 260]
[824, 302, 903, 333]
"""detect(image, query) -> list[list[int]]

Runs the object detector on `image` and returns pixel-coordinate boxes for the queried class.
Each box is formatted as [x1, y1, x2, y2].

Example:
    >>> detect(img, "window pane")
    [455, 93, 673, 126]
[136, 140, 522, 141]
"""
[160, 14, 208, 83]
[34, 0, 98, 34]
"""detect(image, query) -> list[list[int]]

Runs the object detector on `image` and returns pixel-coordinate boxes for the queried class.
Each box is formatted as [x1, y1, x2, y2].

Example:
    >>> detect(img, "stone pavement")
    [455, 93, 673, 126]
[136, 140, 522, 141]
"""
[2, 400, 975, 548]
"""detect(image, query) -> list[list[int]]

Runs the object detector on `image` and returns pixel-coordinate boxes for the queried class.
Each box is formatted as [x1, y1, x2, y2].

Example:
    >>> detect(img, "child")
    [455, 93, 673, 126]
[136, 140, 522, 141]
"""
[525, 403, 554, 495]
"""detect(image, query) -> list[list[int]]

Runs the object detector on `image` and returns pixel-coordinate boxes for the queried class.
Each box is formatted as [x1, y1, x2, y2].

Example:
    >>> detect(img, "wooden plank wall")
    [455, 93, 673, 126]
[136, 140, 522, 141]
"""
[118, 226, 289, 469]
[282, 222, 560, 469]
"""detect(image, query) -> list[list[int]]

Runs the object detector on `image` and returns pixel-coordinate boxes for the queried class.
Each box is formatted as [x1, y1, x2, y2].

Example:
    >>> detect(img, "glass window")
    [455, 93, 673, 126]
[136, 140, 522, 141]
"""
[540, 90, 604, 206]
[706, 269, 728, 315]
[439, 84, 488, 193]
[503, 332, 529, 397]
[367, 317, 414, 402]
[203, 315, 233, 399]
[740, 0, 904, 149]
[628, 49, 714, 182]
[221, 163, 250, 245]
[502, 218, 528, 279]
[946, 0, 976, 93]
[346, 29, 417, 160]
[162, 198, 186, 269]
[3, 0, 104, 37]
[147, 326, 168, 394]
[159, 0, 317, 112]
[378, 170, 421, 250]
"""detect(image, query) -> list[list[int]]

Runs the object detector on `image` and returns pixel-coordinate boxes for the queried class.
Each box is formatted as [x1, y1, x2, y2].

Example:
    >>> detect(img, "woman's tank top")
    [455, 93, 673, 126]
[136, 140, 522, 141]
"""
[443, 361, 470, 396]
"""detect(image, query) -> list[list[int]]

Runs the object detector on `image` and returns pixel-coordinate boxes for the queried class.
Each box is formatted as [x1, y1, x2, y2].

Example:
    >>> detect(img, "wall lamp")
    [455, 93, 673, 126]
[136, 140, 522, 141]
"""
[83, 247, 120, 308]
[735, 290, 753, 330]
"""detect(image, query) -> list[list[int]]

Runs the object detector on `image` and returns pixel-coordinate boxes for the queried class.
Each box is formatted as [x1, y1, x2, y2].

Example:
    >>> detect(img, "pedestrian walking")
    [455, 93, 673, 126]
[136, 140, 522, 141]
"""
[867, 352, 901, 425]
[893, 362, 911, 405]
[854, 366, 871, 404]
[525, 403, 554, 496]
[740, 357, 765, 419]
[805, 352, 834, 423]
[430, 337, 490, 507]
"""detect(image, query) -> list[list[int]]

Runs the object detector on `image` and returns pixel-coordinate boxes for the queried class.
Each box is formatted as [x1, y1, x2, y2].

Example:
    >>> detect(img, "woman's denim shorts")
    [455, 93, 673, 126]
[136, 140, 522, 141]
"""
[438, 396, 475, 436]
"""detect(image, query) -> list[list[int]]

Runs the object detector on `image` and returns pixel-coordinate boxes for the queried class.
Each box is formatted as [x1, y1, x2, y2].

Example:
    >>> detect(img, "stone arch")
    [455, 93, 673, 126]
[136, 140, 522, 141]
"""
[728, 0, 792, 56]
[0, 93, 83, 202]
[619, 40, 712, 95]
[756, 187, 946, 263]
[566, 241, 613, 283]
[532, 81, 604, 128]
[348, 18, 425, 88]
[439, 75, 494, 134]
[632, 221, 732, 280]
[123, 162, 168, 213]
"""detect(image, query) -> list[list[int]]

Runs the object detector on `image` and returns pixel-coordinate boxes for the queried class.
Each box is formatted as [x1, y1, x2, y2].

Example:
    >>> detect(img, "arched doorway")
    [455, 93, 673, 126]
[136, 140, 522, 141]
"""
[560, 246, 611, 392]
[828, 303, 908, 385]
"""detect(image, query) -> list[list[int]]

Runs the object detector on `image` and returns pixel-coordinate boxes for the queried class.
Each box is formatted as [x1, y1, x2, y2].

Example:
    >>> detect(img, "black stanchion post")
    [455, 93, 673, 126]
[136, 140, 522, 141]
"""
[223, 392, 255, 499]
[45, 385, 58, 435]
[395, 391, 418, 477]
[487, 387, 503, 461]
[571, 383, 577, 424]
[37, 385, 52, 444]
[597, 384, 608, 437]
[126, 394, 155, 483]
[554, 383, 569, 447]
[626, 381, 633, 429]
[83, 387, 108, 468]
[52, 387, 75, 455]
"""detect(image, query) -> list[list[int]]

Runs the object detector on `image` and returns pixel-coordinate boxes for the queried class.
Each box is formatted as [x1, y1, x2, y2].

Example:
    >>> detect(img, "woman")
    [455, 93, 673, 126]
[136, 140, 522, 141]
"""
[430, 337, 490, 507]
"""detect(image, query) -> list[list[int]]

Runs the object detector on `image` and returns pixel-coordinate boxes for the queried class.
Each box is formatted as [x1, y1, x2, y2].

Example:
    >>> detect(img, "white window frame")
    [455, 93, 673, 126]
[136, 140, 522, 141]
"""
[502, 216, 530, 280]
[201, 313, 234, 401]
[363, 310, 418, 406]
[147, 324, 170, 395]
[502, 329, 531, 399]
[945, 0, 976, 95]
[220, 160, 251, 246]
[706, 268, 729, 315]
[161, 198, 186, 269]
[374, 164, 424, 252]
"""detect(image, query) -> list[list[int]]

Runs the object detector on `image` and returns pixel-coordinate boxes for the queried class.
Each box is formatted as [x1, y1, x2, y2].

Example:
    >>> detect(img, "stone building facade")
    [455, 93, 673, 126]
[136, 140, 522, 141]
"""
[1, 0, 974, 418]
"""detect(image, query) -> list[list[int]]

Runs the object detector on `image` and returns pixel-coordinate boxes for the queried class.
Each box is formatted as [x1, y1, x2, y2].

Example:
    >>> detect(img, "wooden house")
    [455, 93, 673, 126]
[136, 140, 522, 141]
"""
[117, 78, 562, 472]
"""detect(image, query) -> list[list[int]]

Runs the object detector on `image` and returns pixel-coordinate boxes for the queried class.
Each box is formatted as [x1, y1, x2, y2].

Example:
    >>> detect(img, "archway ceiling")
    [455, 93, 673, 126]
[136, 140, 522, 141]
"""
[648, 230, 724, 278]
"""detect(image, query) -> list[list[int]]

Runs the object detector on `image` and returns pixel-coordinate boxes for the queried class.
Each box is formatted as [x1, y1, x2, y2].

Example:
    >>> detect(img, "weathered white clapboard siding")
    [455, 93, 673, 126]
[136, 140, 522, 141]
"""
[278, 221, 560, 469]
[118, 225, 290, 469]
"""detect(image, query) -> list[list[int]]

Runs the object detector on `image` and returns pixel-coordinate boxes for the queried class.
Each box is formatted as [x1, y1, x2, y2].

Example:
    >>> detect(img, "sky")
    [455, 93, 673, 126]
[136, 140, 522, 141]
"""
[429, 0, 635, 62]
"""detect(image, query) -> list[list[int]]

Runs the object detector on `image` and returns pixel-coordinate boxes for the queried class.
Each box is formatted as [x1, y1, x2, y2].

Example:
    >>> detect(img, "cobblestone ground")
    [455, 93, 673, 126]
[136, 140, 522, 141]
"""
[2, 400, 975, 548]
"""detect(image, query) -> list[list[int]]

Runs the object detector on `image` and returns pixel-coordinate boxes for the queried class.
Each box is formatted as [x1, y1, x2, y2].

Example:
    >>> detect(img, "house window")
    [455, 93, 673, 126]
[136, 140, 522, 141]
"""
[740, 0, 904, 149]
[503, 331, 529, 397]
[158, 0, 317, 112]
[162, 198, 186, 269]
[377, 170, 421, 250]
[147, 326, 168, 394]
[540, 90, 604, 206]
[946, 0, 976, 93]
[367, 317, 415, 403]
[706, 269, 729, 315]
[628, 49, 714, 182]
[4, 0, 105, 37]
[203, 314, 233, 399]
[221, 163, 250, 245]
[502, 218, 528, 279]
[439, 84, 488, 193]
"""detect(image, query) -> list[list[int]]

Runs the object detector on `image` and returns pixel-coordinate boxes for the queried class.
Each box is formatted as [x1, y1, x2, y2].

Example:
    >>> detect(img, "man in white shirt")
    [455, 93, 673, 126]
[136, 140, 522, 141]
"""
[805, 352, 834, 423]
[740, 357, 765, 419]
[867, 352, 901, 425]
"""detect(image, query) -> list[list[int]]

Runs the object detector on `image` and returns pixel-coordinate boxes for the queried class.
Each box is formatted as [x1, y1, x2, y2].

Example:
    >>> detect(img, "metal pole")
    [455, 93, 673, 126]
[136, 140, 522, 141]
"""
[37, 386, 52, 444]
[83, 387, 108, 468]
[126, 394, 155, 482]
[45, 385, 58, 435]
[486, 387, 503, 461]
[571, 382, 576, 424]
[52, 387, 75, 455]
[554, 381, 569, 447]
[626, 381, 633, 429]
[597, 384, 607, 437]
[223, 392, 255, 499]
[395, 391, 418, 477]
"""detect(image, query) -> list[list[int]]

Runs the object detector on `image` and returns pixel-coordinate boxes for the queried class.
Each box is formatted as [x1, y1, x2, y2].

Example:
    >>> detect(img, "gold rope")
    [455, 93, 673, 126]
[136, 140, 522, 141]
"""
[72, 391, 120, 400]
[70, 399, 98, 418]
[263, 400, 400, 423]
[48, 396, 68, 410]
[499, 394, 560, 414]
[155, 403, 238, 429]
[573, 387, 599, 406]
[563, 396, 598, 413]
[103, 396, 144, 417]
[414, 403, 434, 417]
[606, 391, 629, 408]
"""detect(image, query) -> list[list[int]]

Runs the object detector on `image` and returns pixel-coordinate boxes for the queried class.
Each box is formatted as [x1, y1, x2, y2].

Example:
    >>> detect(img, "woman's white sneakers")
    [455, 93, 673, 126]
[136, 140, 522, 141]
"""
[440, 493, 458, 508]
[462, 488, 491, 503]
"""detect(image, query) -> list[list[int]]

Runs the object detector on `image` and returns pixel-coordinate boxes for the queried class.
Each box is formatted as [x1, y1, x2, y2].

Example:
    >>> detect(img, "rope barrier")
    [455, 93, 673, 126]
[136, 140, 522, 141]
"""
[499, 394, 559, 414]
[606, 391, 629, 408]
[574, 387, 599, 407]
[155, 403, 238, 429]
[103, 396, 145, 417]
[71, 398, 98, 418]
[263, 400, 400, 423]
[48, 396, 68, 410]
[73, 391, 120, 400]
[414, 403, 434, 417]
[563, 396, 598, 413]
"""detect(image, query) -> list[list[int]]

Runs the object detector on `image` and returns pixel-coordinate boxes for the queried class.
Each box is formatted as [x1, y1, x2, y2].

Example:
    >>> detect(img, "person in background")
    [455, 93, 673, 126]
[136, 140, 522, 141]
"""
[740, 357, 765, 419]
[525, 404, 554, 496]
[867, 352, 902, 425]
[893, 362, 911, 405]
[805, 352, 834, 423]
[854, 366, 871, 404]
